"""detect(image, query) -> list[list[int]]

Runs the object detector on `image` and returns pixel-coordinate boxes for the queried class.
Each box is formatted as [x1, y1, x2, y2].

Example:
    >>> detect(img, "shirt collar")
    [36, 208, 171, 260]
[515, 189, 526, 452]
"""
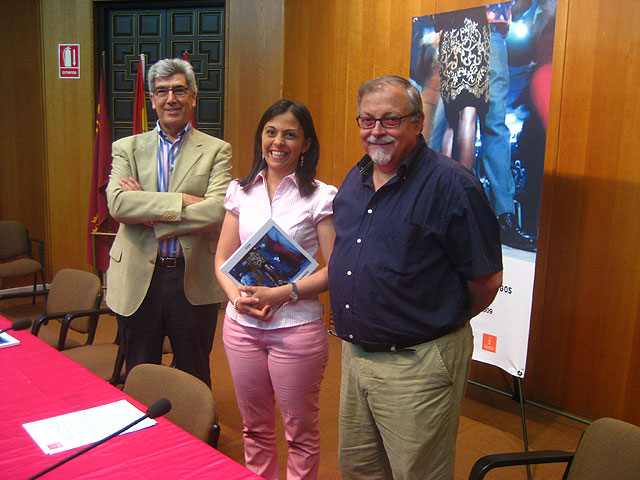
[253, 169, 299, 187]
[155, 121, 192, 144]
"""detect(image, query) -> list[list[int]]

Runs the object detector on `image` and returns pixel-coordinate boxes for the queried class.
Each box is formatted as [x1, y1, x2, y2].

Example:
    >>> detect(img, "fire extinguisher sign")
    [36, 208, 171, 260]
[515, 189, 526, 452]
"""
[58, 44, 80, 79]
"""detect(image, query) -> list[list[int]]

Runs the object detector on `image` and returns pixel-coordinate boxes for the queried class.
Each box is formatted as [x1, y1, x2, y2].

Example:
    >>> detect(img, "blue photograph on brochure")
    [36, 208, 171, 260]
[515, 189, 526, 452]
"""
[221, 219, 318, 288]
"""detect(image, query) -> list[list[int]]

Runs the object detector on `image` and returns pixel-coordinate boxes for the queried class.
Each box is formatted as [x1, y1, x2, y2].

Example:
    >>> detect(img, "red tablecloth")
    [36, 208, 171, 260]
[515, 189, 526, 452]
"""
[0, 316, 262, 479]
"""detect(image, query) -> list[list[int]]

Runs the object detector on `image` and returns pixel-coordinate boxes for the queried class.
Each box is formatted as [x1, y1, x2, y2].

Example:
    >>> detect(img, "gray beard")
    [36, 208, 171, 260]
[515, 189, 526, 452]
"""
[366, 135, 394, 166]
[369, 148, 392, 166]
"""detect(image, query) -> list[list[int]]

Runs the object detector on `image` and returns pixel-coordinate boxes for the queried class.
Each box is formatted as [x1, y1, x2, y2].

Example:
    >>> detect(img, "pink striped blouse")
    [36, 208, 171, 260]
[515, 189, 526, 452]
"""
[223, 170, 337, 329]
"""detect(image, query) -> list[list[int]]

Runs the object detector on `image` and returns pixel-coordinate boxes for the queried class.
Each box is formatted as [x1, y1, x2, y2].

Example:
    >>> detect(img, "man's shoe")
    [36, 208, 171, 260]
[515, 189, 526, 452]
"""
[498, 213, 537, 252]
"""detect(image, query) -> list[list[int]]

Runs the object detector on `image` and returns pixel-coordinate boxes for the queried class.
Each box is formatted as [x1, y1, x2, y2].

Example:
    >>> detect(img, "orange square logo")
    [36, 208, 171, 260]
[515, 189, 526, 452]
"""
[482, 333, 497, 353]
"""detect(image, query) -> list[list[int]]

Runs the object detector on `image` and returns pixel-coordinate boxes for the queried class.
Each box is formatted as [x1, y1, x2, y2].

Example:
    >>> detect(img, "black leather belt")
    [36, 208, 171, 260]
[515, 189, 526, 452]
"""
[361, 344, 416, 353]
[156, 256, 184, 268]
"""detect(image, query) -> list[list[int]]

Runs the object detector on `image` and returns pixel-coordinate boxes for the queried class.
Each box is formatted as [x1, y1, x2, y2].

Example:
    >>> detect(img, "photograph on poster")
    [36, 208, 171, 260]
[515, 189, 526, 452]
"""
[410, 1, 558, 376]
[410, 0, 557, 258]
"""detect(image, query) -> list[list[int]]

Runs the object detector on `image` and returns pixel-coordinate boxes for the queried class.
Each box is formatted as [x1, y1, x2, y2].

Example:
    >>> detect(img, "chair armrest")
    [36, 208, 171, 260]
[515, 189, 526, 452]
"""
[468, 450, 574, 480]
[28, 237, 45, 265]
[32, 308, 113, 342]
[63, 308, 114, 318]
[58, 307, 114, 350]
[208, 424, 221, 449]
[31, 312, 70, 335]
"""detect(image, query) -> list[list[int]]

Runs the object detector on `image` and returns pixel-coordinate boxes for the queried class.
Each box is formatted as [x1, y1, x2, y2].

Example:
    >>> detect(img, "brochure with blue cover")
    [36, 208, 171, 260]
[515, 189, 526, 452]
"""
[0, 332, 20, 349]
[220, 218, 318, 288]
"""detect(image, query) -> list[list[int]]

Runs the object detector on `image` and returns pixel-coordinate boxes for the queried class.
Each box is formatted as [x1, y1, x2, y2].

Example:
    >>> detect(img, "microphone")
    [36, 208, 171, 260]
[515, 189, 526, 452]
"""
[145, 397, 172, 419]
[27, 398, 172, 480]
[0, 317, 32, 335]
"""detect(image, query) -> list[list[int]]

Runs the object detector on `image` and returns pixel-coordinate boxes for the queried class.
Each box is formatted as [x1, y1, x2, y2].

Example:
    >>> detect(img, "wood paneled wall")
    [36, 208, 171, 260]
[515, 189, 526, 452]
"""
[281, 0, 640, 424]
[3, 0, 639, 423]
[40, 0, 95, 277]
[0, 0, 47, 288]
[226, 0, 284, 179]
[529, 0, 640, 422]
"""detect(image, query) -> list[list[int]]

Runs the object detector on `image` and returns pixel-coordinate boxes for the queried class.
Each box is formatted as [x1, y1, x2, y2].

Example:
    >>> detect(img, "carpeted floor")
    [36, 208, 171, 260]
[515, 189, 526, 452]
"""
[1, 295, 588, 479]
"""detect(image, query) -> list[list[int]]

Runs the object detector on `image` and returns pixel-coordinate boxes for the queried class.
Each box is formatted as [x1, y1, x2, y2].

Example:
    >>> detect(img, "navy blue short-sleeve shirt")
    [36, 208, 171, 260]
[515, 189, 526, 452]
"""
[328, 137, 502, 349]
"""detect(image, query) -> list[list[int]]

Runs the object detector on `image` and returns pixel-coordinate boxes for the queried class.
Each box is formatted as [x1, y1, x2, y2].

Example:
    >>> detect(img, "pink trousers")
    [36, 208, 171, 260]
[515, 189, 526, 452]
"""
[222, 315, 329, 480]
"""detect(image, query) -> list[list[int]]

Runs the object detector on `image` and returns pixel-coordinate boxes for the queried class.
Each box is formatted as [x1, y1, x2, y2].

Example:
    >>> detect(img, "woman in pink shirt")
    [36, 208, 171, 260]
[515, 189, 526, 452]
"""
[215, 99, 336, 480]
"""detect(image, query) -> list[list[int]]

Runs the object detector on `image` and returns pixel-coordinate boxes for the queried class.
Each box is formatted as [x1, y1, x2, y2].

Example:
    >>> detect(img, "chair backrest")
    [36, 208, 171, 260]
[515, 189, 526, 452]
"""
[123, 364, 218, 444]
[45, 269, 102, 333]
[567, 417, 640, 480]
[0, 221, 30, 260]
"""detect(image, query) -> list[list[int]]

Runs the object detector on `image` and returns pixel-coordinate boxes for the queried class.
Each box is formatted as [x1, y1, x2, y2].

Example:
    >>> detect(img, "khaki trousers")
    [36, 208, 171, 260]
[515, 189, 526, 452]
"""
[338, 322, 473, 480]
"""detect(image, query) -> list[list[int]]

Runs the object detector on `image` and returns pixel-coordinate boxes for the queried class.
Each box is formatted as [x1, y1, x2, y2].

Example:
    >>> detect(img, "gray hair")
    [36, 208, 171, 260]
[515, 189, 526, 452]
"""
[357, 75, 423, 118]
[147, 58, 197, 94]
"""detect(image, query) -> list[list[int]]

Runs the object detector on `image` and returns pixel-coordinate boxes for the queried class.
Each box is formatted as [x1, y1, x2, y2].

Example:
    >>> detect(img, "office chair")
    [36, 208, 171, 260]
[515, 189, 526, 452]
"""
[29, 268, 109, 350]
[62, 318, 126, 385]
[64, 324, 174, 386]
[0, 221, 46, 303]
[123, 363, 220, 448]
[468, 417, 640, 480]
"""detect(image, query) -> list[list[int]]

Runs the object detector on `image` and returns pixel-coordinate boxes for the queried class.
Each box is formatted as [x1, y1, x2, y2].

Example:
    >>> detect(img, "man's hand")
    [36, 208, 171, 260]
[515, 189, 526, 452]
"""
[119, 176, 143, 191]
[467, 271, 503, 317]
[182, 193, 205, 207]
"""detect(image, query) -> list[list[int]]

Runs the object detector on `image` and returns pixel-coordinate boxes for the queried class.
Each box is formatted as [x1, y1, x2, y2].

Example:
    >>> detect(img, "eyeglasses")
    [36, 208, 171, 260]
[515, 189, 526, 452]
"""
[152, 85, 191, 99]
[356, 114, 414, 129]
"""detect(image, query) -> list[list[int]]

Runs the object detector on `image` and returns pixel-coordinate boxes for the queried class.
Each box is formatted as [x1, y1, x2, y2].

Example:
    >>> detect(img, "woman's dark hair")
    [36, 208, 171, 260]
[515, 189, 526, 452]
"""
[238, 99, 320, 197]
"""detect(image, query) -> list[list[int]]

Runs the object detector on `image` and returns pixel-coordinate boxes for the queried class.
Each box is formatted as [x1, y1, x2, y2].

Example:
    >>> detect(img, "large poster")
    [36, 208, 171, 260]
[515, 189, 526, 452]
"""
[410, 1, 558, 377]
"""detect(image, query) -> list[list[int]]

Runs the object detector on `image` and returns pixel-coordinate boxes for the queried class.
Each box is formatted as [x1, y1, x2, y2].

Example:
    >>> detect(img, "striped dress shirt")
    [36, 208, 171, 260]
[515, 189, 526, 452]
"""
[156, 121, 192, 257]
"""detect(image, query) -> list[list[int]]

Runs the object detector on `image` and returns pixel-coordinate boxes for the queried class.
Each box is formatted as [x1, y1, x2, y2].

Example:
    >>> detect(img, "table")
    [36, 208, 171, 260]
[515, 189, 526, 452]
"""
[0, 316, 262, 479]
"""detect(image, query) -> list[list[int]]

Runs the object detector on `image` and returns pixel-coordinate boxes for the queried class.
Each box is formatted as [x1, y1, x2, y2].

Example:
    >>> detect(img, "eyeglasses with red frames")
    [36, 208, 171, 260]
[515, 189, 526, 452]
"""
[356, 114, 414, 129]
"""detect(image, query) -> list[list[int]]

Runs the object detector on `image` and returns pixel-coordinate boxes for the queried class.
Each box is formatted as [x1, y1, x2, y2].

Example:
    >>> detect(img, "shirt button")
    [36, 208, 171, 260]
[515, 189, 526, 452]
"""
[356, 238, 362, 244]
[345, 304, 350, 309]
[348, 334, 354, 339]
[347, 270, 352, 276]
[367, 208, 373, 214]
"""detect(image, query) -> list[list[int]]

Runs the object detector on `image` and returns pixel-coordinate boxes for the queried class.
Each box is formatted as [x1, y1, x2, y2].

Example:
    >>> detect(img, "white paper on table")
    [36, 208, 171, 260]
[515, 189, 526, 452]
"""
[23, 399, 157, 455]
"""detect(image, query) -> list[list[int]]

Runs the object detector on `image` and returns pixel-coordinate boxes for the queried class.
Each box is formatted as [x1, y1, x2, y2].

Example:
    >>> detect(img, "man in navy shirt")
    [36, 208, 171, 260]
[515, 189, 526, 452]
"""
[328, 75, 503, 480]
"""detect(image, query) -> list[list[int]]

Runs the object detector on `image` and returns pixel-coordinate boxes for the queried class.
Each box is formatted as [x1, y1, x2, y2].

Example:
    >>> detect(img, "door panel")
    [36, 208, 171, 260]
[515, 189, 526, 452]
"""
[99, 4, 225, 141]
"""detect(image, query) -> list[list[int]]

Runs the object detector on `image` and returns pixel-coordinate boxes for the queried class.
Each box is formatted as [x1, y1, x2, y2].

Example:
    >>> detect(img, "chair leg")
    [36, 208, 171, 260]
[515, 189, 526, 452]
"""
[31, 269, 46, 305]
[40, 268, 47, 292]
[32, 273, 38, 305]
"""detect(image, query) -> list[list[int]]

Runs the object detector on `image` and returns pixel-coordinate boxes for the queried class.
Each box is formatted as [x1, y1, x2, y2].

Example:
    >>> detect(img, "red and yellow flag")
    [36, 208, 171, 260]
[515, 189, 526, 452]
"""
[87, 65, 117, 273]
[133, 53, 148, 134]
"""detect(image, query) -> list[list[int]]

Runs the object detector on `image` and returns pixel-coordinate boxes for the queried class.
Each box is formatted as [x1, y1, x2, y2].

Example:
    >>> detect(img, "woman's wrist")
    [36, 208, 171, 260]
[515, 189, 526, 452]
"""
[284, 283, 299, 304]
[233, 296, 242, 313]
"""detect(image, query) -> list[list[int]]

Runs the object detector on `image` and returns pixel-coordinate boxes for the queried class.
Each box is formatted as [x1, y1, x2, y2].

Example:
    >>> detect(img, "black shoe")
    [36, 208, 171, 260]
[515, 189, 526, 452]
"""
[498, 213, 537, 252]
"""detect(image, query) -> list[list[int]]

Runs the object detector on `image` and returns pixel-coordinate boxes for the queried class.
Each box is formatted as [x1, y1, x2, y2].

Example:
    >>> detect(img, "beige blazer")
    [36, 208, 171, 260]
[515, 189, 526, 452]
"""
[105, 129, 232, 316]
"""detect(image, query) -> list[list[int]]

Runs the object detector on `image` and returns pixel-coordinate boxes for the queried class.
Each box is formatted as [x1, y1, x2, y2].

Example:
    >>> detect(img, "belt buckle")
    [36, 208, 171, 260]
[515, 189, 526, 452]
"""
[161, 257, 177, 268]
[390, 345, 415, 353]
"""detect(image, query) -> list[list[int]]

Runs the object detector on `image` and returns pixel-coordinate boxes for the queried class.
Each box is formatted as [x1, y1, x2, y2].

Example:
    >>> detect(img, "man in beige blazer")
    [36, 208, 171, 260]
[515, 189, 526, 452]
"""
[106, 58, 231, 387]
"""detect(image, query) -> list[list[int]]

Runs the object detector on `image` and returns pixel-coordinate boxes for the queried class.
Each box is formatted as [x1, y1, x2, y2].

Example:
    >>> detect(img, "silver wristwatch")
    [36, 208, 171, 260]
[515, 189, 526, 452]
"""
[290, 282, 299, 303]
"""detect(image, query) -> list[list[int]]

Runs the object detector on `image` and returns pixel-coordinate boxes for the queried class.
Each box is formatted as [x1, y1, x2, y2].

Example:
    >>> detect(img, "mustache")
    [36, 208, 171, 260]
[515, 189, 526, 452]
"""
[365, 135, 395, 145]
